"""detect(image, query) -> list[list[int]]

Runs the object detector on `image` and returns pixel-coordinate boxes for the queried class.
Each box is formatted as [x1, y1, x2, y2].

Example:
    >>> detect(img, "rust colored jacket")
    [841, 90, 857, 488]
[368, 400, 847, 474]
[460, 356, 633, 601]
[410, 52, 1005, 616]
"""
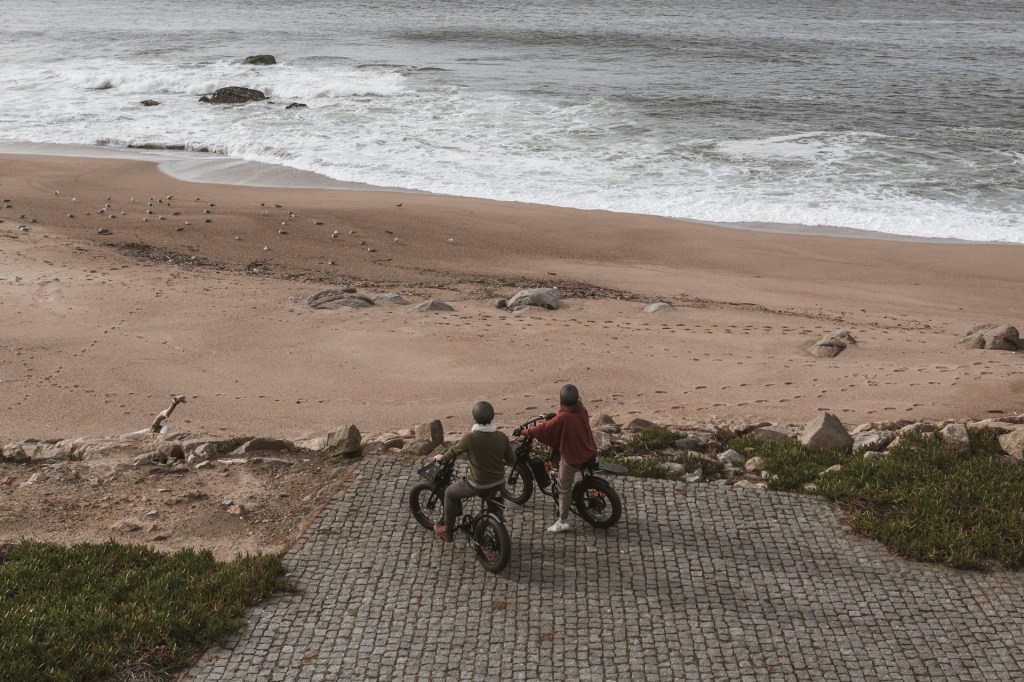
[522, 407, 597, 467]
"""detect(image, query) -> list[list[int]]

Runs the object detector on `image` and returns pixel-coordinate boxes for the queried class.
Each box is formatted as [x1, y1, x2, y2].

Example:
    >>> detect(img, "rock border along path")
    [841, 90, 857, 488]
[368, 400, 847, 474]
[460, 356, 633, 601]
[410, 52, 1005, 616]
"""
[183, 455, 1024, 681]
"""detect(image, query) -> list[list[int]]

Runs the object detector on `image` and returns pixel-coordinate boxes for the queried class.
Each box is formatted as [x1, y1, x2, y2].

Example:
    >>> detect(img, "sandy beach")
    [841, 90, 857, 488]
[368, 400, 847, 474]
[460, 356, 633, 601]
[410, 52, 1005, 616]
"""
[1, 152, 1023, 442]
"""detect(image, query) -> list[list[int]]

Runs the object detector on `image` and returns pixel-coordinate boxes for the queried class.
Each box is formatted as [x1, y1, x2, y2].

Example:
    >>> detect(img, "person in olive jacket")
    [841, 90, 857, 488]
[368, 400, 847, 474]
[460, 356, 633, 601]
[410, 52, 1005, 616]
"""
[518, 384, 597, 533]
[431, 401, 515, 542]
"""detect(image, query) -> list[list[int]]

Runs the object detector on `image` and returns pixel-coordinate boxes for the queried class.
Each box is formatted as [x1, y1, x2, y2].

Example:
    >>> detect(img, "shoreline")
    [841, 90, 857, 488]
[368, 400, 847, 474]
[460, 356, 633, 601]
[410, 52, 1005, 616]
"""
[2, 152, 1024, 441]
[0, 140, 997, 247]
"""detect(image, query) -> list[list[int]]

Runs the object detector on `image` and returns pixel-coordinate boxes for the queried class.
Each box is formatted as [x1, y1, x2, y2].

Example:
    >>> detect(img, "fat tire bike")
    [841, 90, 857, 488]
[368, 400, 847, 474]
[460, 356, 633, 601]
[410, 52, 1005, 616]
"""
[505, 413, 625, 528]
[409, 459, 518, 573]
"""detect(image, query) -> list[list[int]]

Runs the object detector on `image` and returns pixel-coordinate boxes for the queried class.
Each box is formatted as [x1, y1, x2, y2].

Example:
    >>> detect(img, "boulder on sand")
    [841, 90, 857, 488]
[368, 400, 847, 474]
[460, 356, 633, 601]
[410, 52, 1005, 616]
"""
[962, 324, 1020, 351]
[506, 288, 560, 311]
[324, 425, 362, 458]
[307, 289, 373, 309]
[316, 296, 374, 310]
[408, 299, 454, 313]
[810, 330, 856, 358]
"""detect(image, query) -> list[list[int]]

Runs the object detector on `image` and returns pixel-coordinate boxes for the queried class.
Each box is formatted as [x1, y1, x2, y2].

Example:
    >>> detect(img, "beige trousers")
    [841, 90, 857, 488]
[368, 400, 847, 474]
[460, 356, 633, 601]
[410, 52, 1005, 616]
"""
[556, 461, 580, 522]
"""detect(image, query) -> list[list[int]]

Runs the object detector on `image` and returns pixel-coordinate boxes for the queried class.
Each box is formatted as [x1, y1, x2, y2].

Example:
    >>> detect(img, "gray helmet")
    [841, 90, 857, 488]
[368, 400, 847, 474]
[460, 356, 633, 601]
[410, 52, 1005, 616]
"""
[559, 384, 579, 406]
[472, 401, 495, 424]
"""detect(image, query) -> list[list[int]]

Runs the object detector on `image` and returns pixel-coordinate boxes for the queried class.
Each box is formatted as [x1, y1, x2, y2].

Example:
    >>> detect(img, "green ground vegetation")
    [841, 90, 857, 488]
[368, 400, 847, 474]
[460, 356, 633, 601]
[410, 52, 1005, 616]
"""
[624, 425, 680, 453]
[0, 540, 291, 682]
[729, 430, 1024, 570]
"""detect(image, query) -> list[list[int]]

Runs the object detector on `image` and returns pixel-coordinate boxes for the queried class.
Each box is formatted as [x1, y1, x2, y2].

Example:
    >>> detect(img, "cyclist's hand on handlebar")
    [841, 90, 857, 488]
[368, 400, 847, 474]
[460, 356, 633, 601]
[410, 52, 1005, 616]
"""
[432, 454, 445, 464]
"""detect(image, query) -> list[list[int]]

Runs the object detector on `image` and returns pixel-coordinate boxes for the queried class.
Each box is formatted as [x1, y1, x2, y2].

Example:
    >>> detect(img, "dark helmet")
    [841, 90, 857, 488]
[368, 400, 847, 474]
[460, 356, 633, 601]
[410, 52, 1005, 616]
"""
[559, 384, 580, 407]
[472, 400, 495, 424]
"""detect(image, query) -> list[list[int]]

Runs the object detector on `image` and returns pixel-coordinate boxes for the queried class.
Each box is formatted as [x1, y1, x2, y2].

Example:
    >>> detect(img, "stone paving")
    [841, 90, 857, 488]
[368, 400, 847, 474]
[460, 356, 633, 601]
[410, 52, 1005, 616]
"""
[183, 455, 1024, 681]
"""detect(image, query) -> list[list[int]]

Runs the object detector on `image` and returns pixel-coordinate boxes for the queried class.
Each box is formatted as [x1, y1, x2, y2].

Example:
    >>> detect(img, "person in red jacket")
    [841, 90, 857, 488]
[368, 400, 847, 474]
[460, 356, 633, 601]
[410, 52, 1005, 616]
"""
[519, 384, 597, 533]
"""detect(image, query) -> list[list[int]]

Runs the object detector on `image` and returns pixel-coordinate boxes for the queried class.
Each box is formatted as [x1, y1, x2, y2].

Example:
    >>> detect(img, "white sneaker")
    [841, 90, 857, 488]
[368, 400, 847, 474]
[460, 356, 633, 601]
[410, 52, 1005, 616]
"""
[547, 520, 570, 533]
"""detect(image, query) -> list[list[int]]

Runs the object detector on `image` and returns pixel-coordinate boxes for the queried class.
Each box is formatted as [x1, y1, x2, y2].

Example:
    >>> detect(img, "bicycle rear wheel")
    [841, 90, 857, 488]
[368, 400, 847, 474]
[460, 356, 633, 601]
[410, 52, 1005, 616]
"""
[409, 483, 443, 530]
[573, 477, 622, 528]
[474, 515, 511, 573]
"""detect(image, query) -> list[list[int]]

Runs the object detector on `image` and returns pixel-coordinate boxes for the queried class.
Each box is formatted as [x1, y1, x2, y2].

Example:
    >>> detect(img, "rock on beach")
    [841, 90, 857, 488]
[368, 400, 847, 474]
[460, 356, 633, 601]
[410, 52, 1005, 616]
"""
[962, 324, 1020, 351]
[408, 299, 454, 313]
[506, 288, 560, 311]
[800, 412, 853, 453]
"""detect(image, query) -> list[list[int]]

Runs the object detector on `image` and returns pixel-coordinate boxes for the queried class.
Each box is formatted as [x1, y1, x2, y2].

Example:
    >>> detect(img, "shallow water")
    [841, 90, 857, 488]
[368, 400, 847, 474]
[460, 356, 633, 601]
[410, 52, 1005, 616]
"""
[2, 0, 1022, 241]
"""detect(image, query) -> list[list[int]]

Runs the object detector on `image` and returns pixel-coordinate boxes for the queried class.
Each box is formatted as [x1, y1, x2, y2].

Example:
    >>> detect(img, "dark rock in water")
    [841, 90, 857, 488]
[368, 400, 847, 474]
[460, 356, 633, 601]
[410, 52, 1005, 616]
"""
[199, 86, 267, 104]
[140, 99, 161, 107]
[244, 54, 277, 66]
[285, 102, 308, 109]
[127, 143, 187, 151]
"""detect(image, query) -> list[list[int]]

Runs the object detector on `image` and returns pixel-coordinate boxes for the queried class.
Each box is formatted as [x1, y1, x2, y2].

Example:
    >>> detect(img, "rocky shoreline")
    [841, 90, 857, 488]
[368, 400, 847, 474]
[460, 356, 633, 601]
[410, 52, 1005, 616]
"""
[5, 410, 1023, 488]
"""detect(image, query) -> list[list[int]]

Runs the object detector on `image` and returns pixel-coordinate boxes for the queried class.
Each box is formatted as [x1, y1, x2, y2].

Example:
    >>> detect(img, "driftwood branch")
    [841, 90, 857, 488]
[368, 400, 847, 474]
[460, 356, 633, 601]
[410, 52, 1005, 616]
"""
[151, 395, 187, 433]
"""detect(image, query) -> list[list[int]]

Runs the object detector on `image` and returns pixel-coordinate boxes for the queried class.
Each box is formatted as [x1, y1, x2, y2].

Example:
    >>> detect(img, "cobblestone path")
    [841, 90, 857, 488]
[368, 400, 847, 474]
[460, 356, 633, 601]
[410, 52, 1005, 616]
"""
[183, 455, 1024, 681]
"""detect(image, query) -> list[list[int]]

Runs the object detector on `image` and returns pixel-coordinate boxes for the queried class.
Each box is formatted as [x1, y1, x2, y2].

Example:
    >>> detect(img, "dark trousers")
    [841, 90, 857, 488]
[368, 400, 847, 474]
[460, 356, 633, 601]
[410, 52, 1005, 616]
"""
[443, 477, 492, 531]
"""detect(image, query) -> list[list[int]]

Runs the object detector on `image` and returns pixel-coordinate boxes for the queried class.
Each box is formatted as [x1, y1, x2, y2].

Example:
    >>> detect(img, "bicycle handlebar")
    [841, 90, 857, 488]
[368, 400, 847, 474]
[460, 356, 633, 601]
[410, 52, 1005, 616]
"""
[513, 412, 555, 437]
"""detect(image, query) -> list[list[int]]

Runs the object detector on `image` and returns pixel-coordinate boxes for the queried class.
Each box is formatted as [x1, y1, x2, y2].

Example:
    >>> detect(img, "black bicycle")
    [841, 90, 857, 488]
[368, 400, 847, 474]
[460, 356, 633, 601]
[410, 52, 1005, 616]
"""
[505, 414, 625, 528]
[409, 459, 517, 573]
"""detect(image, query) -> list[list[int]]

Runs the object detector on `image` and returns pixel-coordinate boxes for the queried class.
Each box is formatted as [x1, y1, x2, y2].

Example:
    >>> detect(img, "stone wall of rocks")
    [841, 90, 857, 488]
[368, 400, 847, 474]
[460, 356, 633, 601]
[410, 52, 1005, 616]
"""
[4, 411, 1023, 493]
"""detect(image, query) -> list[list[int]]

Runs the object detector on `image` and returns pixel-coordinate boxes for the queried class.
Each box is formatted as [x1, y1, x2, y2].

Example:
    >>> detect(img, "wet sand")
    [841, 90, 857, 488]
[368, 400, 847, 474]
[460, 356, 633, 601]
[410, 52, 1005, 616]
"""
[1, 153, 1023, 441]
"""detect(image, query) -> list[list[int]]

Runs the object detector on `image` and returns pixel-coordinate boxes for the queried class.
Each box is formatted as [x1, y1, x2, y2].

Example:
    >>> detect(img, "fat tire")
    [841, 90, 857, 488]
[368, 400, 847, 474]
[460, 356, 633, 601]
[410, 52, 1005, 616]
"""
[409, 483, 443, 530]
[474, 515, 512, 573]
[573, 476, 622, 528]
[504, 461, 534, 506]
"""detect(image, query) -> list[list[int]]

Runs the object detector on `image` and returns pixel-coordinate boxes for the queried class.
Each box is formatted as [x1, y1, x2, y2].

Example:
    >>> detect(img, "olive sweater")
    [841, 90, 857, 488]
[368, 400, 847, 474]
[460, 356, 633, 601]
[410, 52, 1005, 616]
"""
[441, 430, 516, 488]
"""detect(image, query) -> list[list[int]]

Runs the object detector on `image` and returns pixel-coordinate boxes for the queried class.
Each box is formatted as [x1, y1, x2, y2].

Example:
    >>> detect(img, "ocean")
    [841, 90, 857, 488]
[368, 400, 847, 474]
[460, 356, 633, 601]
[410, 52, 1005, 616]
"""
[1, 0, 1022, 242]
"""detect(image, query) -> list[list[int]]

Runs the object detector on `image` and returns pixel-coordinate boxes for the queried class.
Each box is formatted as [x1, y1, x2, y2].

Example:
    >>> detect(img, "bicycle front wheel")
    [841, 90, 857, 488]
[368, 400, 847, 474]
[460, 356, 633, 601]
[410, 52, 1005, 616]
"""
[474, 515, 511, 573]
[503, 461, 534, 506]
[409, 483, 443, 530]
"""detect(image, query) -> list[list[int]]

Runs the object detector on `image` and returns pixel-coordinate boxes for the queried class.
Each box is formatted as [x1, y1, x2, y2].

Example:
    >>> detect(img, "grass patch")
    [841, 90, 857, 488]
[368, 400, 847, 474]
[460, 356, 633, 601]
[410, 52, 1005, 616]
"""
[0, 540, 290, 682]
[816, 431, 1024, 570]
[727, 433, 856, 491]
[729, 430, 1024, 570]
[604, 454, 672, 479]
[624, 426, 679, 454]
